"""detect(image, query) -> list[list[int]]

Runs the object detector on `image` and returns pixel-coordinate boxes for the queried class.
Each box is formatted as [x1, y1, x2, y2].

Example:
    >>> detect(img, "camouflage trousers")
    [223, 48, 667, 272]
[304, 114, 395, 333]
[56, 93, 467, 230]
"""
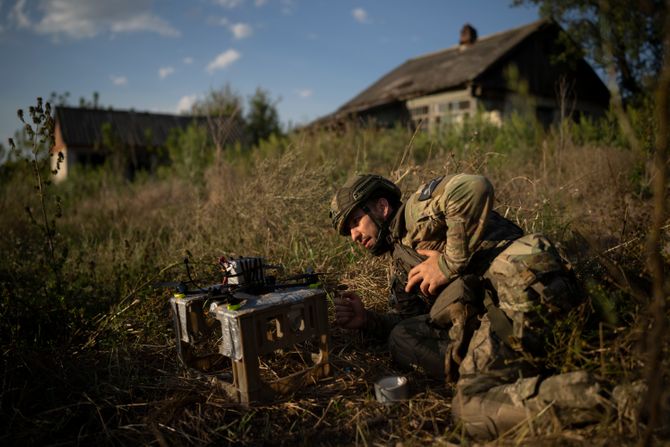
[388, 274, 482, 379]
[389, 316, 604, 440]
[389, 234, 603, 440]
[388, 314, 452, 378]
[453, 316, 604, 439]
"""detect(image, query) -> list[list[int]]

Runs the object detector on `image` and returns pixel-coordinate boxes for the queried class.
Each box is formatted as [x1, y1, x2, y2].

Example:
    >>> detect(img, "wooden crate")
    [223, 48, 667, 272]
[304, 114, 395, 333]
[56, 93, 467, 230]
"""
[211, 287, 330, 404]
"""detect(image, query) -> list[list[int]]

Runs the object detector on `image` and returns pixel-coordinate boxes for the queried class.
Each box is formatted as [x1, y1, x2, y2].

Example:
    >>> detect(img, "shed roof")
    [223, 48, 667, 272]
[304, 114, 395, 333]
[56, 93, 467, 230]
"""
[335, 19, 549, 115]
[55, 106, 205, 149]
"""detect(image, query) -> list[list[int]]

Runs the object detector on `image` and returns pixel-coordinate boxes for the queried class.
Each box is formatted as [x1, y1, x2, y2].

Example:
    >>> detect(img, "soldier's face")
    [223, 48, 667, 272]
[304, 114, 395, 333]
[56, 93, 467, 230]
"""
[347, 208, 379, 251]
[347, 195, 395, 251]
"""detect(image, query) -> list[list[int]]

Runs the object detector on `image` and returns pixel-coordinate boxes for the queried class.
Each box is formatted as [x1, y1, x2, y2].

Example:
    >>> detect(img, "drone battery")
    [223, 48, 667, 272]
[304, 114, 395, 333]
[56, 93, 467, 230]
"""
[225, 257, 265, 286]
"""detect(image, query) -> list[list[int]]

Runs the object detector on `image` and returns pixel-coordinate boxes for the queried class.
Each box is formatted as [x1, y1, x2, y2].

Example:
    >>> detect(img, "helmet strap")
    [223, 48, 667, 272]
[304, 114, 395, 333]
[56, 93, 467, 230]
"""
[361, 204, 395, 256]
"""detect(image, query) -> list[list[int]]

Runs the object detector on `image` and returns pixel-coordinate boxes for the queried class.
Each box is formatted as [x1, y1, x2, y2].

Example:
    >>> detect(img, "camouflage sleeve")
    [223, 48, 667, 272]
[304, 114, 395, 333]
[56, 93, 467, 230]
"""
[435, 174, 494, 279]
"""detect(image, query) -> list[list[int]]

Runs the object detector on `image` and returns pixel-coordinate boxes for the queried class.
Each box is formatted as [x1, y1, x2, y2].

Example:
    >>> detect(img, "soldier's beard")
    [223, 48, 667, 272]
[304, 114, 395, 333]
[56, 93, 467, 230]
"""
[369, 226, 391, 255]
[368, 215, 394, 256]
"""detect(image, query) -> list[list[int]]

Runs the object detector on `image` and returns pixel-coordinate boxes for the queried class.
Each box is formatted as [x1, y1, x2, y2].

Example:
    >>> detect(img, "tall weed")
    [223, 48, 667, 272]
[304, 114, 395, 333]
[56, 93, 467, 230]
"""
[0, 101, 663, 445]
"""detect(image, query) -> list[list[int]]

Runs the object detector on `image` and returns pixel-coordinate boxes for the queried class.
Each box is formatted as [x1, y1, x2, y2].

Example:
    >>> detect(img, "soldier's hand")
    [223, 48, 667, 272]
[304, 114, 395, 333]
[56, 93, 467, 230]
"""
[405, 249, 450, 296]
[333, 291, 368, 329]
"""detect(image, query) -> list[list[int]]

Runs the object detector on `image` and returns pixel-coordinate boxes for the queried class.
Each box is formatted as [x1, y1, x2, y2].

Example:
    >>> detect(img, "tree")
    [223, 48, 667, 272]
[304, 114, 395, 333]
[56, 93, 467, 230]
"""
[49, 91, 101, 109]
[48, 91, 71, 107]
[513, 0, 665, 101]
[182, 84, 284, 158]
[164, 122, 212, 184]
[78, 91, 101, 109]
[100, 122, 128, 177]
[191, 84, 247, 160]
[246, 87, 282, 147]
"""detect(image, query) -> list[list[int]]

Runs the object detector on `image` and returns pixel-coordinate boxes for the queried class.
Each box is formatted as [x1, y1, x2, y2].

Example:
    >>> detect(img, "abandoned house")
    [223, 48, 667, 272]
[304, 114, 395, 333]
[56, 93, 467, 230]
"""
[317, 19, 610, 131]
[51, 106, 209, 182]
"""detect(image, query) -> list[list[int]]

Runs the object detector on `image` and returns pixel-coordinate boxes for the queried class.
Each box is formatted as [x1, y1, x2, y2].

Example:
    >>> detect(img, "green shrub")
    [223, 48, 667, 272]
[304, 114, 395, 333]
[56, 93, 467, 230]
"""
[0, 96, 662, 445]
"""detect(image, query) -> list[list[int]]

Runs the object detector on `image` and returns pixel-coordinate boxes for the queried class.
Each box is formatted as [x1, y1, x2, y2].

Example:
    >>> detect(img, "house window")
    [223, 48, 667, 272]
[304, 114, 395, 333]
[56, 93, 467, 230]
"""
[435, 98, 472, 125]
[409, 96, 472, 131]
[438, 100, 470, 113]
[409, 104, 430, 131]
[409, 105, 429, 116]
[411, 116, 429, 132]
[415, 119, 429, 131]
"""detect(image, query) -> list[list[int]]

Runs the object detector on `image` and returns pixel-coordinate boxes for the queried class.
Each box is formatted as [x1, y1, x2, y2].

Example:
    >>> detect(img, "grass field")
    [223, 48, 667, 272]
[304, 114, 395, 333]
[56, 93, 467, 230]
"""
[0, 108, 667, 445]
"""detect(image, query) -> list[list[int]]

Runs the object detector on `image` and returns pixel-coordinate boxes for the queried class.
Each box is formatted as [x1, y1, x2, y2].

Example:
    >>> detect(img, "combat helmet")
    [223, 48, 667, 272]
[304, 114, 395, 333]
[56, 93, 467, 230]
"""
[330, 174, 401, 236]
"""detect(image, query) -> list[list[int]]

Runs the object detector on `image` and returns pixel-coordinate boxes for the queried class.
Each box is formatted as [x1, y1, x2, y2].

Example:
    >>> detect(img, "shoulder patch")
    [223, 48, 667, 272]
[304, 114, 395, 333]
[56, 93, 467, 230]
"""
[418, 176, 445, 201]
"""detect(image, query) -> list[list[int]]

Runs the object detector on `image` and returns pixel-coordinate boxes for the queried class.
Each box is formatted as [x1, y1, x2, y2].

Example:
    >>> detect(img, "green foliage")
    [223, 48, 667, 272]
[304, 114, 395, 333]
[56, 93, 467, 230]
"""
[48, 90, 71, 107]
[79, 91, 101, 109]
[0, 96, 663, 444]
[554, 98, 657, 154]
[432, 108, 543, 168]
[7, 124, 44, 160]
[186, 84, 283, 152]
[504, 63, 531, 99]
[100, 121, 127, 177]
[586, 279, 623, 326]
[192, 83, 244, 117]
[246, 87, 282, 147]
[513, 0, 665, 100]
[47, 90, 102, 108]
[565, 111, 624, 147]
[1, 98, 73, 346]
[162, 122, 213, 183]
[625, 96, 657, 153]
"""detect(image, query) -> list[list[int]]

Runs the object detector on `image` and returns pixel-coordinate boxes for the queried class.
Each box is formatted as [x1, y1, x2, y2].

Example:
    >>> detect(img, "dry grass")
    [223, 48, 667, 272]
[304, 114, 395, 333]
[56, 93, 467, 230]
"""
[1, 122, 668, 446]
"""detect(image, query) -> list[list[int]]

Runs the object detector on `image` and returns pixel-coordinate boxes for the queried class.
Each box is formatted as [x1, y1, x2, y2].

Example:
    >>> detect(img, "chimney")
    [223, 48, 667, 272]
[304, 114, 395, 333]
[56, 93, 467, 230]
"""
[459, 24, 477, 48]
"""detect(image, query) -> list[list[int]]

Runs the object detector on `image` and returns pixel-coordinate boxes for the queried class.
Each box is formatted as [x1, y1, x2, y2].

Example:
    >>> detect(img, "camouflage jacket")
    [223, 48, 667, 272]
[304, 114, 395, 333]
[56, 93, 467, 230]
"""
[365, 174, 523, 338]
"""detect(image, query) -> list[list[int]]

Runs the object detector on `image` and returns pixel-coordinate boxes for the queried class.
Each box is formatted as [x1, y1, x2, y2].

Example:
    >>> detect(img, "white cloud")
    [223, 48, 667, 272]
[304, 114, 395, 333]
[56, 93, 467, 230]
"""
[352, 7, 368, 24]
[158, 66, 174, 79]
[28, 0, 180, 39]
[230, 22, 252, 39]
[110, 75, 128, 86]
[176, 94, 197, 113]
[214, 0, 243, 8]
[211, 0, 267, 8]
[183, 56, 194, 64]
[206, 49, 241, 73]
[297, 89, 313, 98]
[110, 13, 180, 37]
[9, 0, 31, 28]
[209, 17, 252, 40]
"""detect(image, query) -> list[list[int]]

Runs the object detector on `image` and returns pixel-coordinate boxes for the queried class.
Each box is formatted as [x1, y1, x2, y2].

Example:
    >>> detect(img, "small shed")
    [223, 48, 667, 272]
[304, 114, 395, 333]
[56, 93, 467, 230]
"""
[319, 19, 610, 131]
[51, 106, 206, 181]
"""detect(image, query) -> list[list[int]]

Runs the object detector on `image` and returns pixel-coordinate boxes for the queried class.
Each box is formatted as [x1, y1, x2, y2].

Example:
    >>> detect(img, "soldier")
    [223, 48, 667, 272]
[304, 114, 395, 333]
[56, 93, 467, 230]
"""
[330, 173, 604, 440]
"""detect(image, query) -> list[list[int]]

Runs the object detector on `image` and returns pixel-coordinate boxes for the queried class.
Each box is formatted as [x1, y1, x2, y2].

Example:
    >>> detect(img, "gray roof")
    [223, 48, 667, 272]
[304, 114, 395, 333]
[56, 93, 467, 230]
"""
[55, 106, 205, 149]
[336, 19, 549, 115]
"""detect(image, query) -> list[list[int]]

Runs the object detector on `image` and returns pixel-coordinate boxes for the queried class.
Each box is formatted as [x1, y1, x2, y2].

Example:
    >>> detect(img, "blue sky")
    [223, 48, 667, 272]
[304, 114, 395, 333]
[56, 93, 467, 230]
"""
[0, 0, 540, 145]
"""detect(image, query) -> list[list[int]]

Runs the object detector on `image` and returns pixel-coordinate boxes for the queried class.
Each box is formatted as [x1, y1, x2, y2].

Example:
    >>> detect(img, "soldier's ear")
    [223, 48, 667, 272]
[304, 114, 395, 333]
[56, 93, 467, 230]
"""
[376, 197, 392, 219]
